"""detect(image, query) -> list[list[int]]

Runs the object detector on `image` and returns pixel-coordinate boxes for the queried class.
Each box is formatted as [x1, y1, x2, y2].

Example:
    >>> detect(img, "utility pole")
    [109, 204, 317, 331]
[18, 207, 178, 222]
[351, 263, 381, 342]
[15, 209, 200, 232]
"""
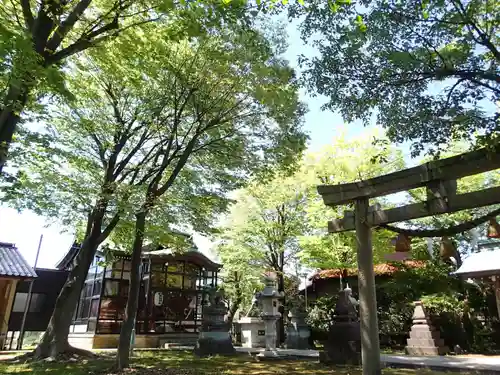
[17, 234, 43, 350]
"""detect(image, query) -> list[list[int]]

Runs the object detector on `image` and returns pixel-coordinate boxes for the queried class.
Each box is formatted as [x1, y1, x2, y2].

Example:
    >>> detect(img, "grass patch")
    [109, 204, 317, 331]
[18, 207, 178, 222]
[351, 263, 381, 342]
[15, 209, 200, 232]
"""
[0, 350, 467, 375]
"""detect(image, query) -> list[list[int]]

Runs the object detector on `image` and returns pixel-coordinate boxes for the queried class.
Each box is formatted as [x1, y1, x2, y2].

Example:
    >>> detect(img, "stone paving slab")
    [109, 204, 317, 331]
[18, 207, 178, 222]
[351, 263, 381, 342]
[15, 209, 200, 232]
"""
[381, 354, 500, 373]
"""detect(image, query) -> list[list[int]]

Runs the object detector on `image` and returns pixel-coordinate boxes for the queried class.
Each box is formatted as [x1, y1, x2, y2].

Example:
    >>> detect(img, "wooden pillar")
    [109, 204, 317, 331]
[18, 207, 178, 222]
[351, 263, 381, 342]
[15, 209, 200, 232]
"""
[355, 198, 381, 375]
[0, 279, 18, 349]
[495, 276, 500, 320]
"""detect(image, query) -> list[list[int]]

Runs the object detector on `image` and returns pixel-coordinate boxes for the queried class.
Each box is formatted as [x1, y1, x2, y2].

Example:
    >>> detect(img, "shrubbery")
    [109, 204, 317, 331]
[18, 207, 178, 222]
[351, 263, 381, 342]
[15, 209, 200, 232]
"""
[305, 261, 500, 353]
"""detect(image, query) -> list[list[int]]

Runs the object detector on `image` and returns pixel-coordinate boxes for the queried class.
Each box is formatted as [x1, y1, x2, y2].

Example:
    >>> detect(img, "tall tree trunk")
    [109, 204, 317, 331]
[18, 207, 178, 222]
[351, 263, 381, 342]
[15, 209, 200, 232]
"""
[227, 272, 242, 325]
[34, 223, 101, 358]
[278, 251, 287, 344]
[116, 210, 147, 370]
[0, 83, 30, 172]
[33, 192, 115, 359]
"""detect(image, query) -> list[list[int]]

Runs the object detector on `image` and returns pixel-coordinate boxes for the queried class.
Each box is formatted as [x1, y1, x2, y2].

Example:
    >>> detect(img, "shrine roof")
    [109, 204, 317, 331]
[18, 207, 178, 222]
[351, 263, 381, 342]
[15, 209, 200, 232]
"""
[0, 242, 37, 279]
[453, 249, 500, 278]
[311, 260, 426, 280]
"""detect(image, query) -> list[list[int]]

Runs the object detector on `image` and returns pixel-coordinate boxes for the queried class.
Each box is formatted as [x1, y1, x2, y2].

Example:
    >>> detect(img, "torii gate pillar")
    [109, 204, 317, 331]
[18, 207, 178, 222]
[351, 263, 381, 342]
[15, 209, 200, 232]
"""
[355, 198, 381, 375]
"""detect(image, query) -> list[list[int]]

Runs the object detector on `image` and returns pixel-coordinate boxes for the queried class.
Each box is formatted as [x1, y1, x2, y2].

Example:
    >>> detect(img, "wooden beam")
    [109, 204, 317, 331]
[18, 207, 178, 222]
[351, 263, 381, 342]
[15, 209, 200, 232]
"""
[328, 186, 500, 233]
[318, 148, 500, 206]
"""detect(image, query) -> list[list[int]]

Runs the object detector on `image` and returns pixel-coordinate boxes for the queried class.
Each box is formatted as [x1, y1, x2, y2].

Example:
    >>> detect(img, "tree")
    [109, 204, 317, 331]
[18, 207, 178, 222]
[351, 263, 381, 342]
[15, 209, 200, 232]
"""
[297, 130, 405, 271]
[218, 242, 263, 323]
[1, 41, 180, 358]
[2, 15, 243, 357]
[294, 0, 499, 156]
[0, 0, 253, 171]
[218, 173, 308, 344]
[110, 23, 307, 368]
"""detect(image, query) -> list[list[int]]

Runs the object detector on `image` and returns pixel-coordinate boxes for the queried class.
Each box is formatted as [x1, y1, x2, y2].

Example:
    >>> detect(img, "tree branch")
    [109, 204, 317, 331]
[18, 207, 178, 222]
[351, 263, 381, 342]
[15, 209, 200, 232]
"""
[97, 211, 121, 243]
[46, 0, 93, 52]
[45, 16, 119, 64]
[20, 0, 34, 31]
[451, 0, 500, 62]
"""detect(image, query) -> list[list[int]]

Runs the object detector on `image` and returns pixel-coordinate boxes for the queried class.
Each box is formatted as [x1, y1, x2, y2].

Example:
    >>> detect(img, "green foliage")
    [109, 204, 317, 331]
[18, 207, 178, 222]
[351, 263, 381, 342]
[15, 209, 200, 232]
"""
[421, 293, 465, 316]
[294, 0, 500, 156]
[297, 130, 405, 270]
[217, 172, 307, 312]
[3, 17, 307, 247]
[305, 294, 337, 332]
[218, 130, 406, 314]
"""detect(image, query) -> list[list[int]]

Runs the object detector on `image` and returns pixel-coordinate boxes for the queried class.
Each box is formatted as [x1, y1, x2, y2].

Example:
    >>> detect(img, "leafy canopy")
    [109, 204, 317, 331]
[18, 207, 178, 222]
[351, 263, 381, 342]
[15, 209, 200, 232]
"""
[297, 130, 405, 270]
[294, 0, 499, 156]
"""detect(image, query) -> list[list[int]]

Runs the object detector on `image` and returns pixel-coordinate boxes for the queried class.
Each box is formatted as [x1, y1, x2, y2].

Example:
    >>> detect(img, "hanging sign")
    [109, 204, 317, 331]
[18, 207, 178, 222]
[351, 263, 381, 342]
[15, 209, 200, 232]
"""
[154, 292, 164, 306]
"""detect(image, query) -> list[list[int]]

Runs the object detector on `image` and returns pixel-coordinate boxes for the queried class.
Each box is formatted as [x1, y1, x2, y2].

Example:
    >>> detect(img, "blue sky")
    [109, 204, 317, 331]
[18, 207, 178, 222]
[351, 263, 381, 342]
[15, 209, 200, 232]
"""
[0, 19, 397, 269]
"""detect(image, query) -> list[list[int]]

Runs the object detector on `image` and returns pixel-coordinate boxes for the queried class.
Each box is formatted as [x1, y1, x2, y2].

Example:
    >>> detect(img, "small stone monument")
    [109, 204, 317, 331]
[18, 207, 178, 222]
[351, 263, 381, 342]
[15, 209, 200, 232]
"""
[194, 289, 235, 356]
[285, 308, 311, 349]
[320, 286, 361, 365]
[406, 301, 449, 356]
[255, 273, 284, 358]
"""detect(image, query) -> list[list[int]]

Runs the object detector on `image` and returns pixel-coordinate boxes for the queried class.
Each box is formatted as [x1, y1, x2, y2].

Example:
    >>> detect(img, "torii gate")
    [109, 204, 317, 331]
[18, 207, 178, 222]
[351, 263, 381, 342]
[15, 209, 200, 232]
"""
[316, 147, 500, 375]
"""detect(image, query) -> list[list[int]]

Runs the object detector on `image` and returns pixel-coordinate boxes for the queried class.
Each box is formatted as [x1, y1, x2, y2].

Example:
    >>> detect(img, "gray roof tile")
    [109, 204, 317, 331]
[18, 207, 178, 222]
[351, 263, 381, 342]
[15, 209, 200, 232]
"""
[0, 242, 37, 278]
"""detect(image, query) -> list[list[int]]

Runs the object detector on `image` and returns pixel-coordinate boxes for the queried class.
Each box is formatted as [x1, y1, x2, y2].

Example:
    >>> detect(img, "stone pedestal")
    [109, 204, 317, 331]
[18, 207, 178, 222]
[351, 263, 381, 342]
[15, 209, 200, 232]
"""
[320, 287, 361, 365]
[405, 301, 449, 356]
[255, 274, 284, 358]
[194, 291, 235, 357]
[285, 309, 311, 349]
[238, 317, 266, 348]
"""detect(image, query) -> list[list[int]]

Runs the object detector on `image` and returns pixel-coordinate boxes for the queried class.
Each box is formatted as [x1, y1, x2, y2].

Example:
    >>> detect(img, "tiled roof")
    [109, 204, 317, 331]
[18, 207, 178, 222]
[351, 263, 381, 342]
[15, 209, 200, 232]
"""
[0, 242, 37, 278]
[312, 260, 426, 280]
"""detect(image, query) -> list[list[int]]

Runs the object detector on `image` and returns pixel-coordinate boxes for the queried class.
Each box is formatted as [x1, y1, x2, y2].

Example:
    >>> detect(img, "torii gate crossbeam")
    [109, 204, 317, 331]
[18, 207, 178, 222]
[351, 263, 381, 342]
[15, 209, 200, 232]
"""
[317, 147, 500, 375]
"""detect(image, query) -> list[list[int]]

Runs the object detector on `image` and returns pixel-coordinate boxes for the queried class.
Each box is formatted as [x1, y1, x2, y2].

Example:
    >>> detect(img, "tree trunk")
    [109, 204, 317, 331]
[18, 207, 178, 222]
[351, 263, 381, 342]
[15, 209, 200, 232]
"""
[34, 227, 101, 358]
[277, 267, 285, 346]
[33, 194, 114, 360]
[227, 273, 242, 325]
[116, 210, 147, 370]
[0, 83, 30, 172]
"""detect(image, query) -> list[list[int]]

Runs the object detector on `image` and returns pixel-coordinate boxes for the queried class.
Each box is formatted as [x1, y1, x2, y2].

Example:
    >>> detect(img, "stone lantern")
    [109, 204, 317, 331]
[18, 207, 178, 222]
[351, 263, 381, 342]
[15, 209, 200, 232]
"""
[255, 273, 284, 357]
[320, 286, 361, 365]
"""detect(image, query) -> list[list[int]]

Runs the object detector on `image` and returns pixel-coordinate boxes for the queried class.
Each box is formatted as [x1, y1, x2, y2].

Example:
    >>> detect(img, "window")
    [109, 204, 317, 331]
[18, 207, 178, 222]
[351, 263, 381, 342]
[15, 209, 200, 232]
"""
[93, 280, 102, 296]
[184, 263, 199, 275]
[183, 275, 196, 290]
[167, 261, 183, 272]
[12, 293, 45, 313]
[166, 274, 183, 288]
[83, 282, 93, 297]
[90, 299, 99, 318]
